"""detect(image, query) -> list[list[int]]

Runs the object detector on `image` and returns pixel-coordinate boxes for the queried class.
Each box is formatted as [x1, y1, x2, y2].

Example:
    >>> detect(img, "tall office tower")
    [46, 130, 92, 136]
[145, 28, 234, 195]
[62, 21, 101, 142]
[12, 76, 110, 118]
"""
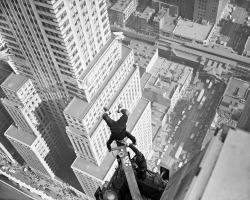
[179, 0, 195, 20]
[193, 0, 230, 24]
[0, 95, 18, 164]
[0, 1, 152, 197]
[5, 125, 56, 178]
[162, 0, 229, 24]
[0, 64, 22, 164]
[1, 74, 64, 178]
[0, 0, 111, 150]
[64, 37, 153, 197]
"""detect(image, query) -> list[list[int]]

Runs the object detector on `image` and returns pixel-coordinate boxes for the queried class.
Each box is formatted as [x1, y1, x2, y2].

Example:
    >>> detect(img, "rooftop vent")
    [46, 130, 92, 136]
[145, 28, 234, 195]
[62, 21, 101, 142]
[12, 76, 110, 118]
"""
[233, 87, 239, 96]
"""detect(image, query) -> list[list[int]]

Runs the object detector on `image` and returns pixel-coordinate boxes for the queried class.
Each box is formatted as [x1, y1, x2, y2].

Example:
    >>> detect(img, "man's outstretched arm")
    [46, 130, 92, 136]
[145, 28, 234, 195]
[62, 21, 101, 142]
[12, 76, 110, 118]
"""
[116, 109, 129, 128]
[102, 113, 116, 127]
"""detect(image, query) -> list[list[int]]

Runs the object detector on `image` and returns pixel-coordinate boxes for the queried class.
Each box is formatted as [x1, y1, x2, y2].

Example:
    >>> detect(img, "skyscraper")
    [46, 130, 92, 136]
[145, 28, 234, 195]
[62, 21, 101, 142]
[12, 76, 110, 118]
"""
[154, 0, 229, 24]
[0, 64, 20, 164]
[0, 0, 152, 198]
[1, 73, 64, 178]
[0, 0, 112, 150]
[64, 41, 152, 197]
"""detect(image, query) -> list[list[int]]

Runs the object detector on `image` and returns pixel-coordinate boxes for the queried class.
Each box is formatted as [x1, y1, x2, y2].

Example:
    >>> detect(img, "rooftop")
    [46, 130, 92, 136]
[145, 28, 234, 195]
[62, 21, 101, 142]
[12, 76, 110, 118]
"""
[138, 6, 155, 20]
[142, 57, 192, 100]
[64, 45, 132, 119]
[152, 102, 169, 113]
[173, 19, 213, 41]
[149, 57, 193, 85]
[224, 78, 250, 100]
[110, 0, 133, 12]
[127, 98, 150, 133]
[1, 97, 21, 108]
[153, 8, 167, 22]
[4, 125, 36, 146]
[151, 109, 165, 125]
[1, 73, 28, 92]
[219, 95, 245, 113]
[160, 10, 177, 33]
[145, 75, 177, 99]
[203, 59, 226, 78]
[71, 153, 116, 180]
[128, 40, 158, 70]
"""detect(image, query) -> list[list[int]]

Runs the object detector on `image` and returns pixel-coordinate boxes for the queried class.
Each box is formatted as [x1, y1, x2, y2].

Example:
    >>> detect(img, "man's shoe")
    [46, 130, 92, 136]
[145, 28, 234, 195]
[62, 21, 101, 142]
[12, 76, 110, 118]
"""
[104, 107, 111, 115]
[117, 103, 123, 113]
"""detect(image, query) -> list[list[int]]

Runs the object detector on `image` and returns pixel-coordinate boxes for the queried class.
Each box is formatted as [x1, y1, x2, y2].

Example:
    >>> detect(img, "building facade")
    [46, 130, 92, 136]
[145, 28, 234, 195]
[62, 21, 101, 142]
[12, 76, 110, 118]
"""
[193, 0, 229, 24]
[5, 125, 57, 178]
[0, 0, 112, 150]
[1, 74, 65, 178]
[109, 0, 137, 27]
[0, 1, 153, 197]
[157, 0, 229, 24]
[64, 41, 152, 197]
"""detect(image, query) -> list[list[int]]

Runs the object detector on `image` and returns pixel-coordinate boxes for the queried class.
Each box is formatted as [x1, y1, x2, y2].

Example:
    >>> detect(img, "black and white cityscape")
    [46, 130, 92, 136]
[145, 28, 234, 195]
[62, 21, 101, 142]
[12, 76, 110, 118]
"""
[0, 0, 250, 200]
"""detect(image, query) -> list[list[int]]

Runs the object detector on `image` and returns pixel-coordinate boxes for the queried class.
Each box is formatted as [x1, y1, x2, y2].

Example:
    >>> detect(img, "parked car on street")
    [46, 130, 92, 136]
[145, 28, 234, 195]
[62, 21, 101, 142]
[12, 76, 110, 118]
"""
[163, 145, 168, 152]
[160, 152, 165, 158]
[156, 159, 161, 165]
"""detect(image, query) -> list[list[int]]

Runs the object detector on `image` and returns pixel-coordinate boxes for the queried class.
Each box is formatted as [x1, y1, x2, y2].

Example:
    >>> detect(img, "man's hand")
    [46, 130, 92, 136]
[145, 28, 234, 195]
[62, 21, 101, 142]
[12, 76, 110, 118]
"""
[132, 162, 138, 168]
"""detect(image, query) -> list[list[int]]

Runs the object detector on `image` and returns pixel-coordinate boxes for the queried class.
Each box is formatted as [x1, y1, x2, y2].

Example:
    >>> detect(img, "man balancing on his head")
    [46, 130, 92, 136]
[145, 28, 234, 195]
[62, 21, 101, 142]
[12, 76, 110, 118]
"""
[102, 104, 137, 152]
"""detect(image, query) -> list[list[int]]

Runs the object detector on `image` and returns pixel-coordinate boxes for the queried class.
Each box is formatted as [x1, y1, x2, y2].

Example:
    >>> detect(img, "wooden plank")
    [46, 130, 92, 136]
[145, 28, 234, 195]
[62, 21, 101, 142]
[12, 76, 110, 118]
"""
[119, 147, 143, 200]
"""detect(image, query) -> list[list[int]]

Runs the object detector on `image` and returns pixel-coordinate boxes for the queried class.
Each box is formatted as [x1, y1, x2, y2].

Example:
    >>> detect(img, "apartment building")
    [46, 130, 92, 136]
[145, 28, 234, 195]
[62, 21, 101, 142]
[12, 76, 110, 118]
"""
[109, 0, 137, 27]
[1, 74, 65, 178]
